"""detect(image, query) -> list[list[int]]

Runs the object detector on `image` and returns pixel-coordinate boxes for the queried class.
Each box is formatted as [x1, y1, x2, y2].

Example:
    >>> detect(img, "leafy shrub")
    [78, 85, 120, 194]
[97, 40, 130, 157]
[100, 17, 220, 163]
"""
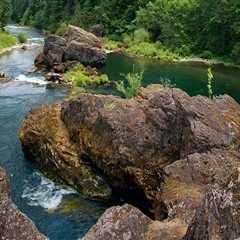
[64, 64, 110, 88]
[126, 42, 180, 60]
[116, 70, 143, 99]
[56, 22, 68, 36]
[207, 67, 214, 99]
[103, 39, 119, 50]
[160, 78, 176, 88]
[133, 28, 150, 43]
[17, 32, 27, 44]
[198, 50, 214, 59]
[122, 33, 132, 44]
[96, 74, 109, 84]
[0, 31, 17, 50]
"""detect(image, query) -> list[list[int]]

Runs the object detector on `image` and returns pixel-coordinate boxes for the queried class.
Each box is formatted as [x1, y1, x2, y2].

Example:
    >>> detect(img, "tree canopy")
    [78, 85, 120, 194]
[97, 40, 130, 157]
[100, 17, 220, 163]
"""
[10, 0, 240, 62]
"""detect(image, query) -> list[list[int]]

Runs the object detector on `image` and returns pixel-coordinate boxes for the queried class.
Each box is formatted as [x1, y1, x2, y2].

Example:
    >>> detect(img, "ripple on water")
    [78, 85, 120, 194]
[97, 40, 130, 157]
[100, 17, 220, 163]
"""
[22, 172, 77, 210]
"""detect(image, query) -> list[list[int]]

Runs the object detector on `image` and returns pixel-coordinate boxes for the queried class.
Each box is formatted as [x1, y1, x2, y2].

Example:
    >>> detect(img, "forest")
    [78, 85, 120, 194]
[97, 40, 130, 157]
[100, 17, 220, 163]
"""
[5, 0, 239, 63]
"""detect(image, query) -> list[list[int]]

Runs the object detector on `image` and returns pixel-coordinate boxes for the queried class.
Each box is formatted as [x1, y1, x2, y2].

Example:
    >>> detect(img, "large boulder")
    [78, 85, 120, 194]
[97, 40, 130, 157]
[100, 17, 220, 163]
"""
[64, 25, 101, 48]
[43, 35, 66, 67]
[19, 85, 240, 222]
[64, 41, 107, 65]
[82, 204, 187, 240]
[0, 168, 47, 239]
[19, 103, 111, 200]
[36, 25, 107, 69]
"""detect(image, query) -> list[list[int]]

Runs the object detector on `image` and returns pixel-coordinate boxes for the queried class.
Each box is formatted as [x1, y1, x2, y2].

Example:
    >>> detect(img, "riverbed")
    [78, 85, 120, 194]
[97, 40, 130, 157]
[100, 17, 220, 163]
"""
[0, 25, 240, 240]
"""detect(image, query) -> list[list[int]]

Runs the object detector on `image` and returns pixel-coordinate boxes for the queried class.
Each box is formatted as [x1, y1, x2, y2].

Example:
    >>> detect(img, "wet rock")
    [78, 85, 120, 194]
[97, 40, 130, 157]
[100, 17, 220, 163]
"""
[0, 72, 10, 82]
[20, 85, 240, 221]
[34, 53, 46, 70]
[89, 24, 105, 37]
[82, 204, 187, 240]
[0, 167, 47, 240]
[19, 103, 111, 200]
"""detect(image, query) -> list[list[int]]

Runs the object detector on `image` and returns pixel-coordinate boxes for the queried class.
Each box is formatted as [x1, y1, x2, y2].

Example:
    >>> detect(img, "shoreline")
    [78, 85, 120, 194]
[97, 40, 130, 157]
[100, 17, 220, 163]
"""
[106, 48, 240, 70]
[0, 42, 42, 56]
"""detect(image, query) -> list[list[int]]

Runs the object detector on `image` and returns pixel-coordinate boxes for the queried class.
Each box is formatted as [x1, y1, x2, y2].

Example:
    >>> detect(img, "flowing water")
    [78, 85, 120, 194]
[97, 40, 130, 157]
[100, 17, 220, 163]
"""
[0, 25, 240, 240]
[0, 25, 107, 240]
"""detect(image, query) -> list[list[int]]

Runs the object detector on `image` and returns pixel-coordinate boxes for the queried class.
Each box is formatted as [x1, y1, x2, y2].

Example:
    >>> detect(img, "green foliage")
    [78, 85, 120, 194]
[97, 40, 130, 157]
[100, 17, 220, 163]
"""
[10, 0, 240, 64]
[207, 67, 214, 99]
[133, 28, 150, 43]
[198, 51, 214, 60]
[160, 78, 176, 88]
[116, 70, 143, 99]
[103, 39, 119, 50]
[0, 0, 12, 29]
[126, 42, 180, 60]
[64, 64, 110, 90]
[0, 31, 16, 50]
[17, 32, 27, 43]
[56, 22, 68, 36]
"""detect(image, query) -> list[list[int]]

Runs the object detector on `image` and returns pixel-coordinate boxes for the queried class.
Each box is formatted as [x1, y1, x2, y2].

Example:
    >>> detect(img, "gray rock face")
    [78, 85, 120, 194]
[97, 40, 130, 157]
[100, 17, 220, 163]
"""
[64, 25, 101, 48]
[64, 41, 107, 65]
[43, 35, 66, 66]
[83, 204, 187, 240]
[37, 25, 107, 69]
[0, 168, 47, 240]
[184, 171, 240, 240]
[20, 85, 240, 238]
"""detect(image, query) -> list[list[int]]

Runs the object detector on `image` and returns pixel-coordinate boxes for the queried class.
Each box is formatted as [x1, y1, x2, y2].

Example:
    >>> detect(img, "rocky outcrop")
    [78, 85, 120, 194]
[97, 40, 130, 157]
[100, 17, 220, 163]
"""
[20, 85, 240, 237]
[184, 170, 240, 240]
[36, 25, 107, 70]
[82, 204, 187, 240]
[0, 168, 47, 240]
[19, 103, 111, 200]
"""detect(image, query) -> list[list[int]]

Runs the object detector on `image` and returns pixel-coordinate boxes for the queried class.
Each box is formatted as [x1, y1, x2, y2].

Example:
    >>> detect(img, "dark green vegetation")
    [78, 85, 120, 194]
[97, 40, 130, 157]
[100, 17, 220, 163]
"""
[0, 0, 11, 29]
[10, 0, 240, 64]
[17, 32, 27, 43]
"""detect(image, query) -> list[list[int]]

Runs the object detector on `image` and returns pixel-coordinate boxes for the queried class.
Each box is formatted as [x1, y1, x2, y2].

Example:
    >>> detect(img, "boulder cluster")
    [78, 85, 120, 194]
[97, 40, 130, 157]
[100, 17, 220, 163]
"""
[19, 85, 240, 239]
[35, 25, 107, 73]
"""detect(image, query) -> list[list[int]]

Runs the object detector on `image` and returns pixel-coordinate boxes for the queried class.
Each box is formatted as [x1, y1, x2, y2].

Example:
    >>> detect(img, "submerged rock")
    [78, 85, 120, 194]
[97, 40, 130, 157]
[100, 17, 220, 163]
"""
[82, 204, 187, 240]
[19, 85, 240, 236]
[0, 168, 47, 239]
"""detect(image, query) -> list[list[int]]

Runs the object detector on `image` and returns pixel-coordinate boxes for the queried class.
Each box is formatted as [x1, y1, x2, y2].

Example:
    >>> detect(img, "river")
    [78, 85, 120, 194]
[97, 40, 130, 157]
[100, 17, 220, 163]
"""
[0, 25, 239, 240]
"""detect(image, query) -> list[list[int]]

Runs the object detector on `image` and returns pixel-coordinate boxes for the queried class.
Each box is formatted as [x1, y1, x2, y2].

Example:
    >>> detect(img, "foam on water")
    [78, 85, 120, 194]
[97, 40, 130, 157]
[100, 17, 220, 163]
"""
[15, 74, 47, 86]
[22, 172, 76, 210]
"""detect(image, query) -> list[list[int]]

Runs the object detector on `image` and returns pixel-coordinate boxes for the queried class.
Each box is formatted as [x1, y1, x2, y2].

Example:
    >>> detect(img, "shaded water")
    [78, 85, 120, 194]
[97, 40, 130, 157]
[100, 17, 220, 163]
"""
[0, 24, 240, 240]
[102, 53, 240, 102]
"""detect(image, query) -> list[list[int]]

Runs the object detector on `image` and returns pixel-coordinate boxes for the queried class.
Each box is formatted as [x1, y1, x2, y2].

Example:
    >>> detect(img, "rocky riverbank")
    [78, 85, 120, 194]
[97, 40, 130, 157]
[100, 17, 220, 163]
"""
[0, 167, 47, 239]
[19, 84, 240, 239]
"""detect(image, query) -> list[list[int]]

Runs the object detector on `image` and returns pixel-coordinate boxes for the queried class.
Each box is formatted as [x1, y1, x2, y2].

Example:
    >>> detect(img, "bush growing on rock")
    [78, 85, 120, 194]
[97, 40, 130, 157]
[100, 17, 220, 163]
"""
[116, 70, 143, 99]
[64, 64, 110, 94]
